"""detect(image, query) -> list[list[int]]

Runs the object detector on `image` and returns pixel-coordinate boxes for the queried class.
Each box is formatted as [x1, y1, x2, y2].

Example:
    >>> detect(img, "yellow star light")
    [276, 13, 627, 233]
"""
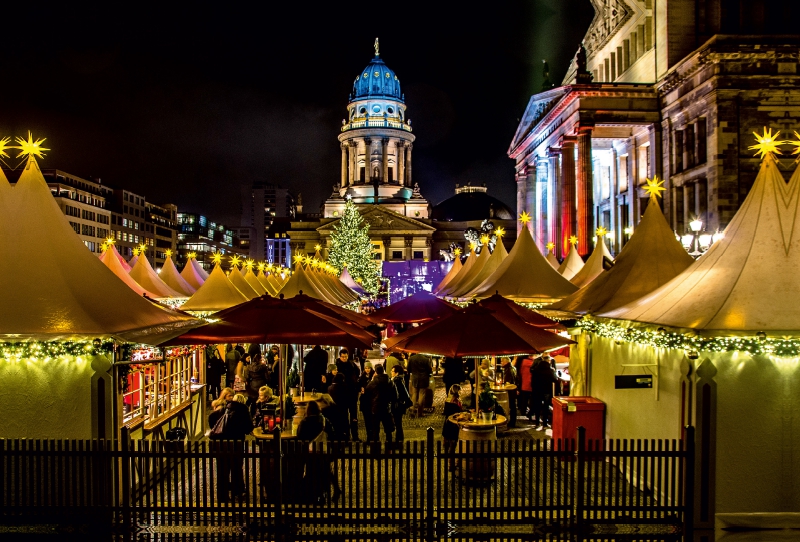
[568, 235, 578, 246]
[495, 227, 505, 238]
[546, 242, 555, 251]
[188, 252, 197, 259]
[293, 254, 303, 263]
[139, 244, 148, 253]
[266, 263, 273, 271]
[480, 234, 490, 245]
[245, 259, 254, 270]
[105, 237, 116, 246]
[257, 262, 265, 272]
[229, 255, 241, 268]
[14, 132, 50, 159]
[786, 131, 800, 155]
[595, 226, 608, 238]
[314, 244, 322, 252]
[165, 249, 173, 258]
[643, 176, 666, 199]
[748, 127, 782, 159]
[100, 241, 108, 252]
[132, 247, 140, 256]
[469, 241, 477, 252]
[211, 253, 223, 265]
[453, 247, 462, 256]
[0, 137, 12, 158]
[519, 211, 531, 224]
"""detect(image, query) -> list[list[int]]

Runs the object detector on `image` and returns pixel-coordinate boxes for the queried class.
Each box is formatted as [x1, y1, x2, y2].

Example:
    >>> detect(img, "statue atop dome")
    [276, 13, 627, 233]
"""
[374, 37, 380, 57]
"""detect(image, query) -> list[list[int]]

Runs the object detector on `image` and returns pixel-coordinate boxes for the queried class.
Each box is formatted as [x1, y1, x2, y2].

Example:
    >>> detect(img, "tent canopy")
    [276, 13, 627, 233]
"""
[100, 244, 155, 297]
[339, 266, 366, 295]
[569, 236, 614, 288]
[557, 246, 584, 280]
[129, 254, 184, 298]
[433, 257, 462, 295]
[159, 255, 196, 296]
[437, 249, 478, 297]
[456, 240, 509, 300]
[181, 263, 249, 313]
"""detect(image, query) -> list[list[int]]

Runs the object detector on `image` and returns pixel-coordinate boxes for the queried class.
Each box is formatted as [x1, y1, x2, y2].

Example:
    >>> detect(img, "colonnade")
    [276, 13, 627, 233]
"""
[340, 137, 412, 188]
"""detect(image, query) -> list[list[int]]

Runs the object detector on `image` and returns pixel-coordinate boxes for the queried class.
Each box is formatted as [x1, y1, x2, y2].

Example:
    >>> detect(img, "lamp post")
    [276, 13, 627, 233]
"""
[679, 219, 724, 259]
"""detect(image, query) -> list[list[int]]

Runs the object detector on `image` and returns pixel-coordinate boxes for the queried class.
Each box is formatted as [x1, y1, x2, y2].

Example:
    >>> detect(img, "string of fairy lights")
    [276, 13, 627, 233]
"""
[0, 340, 115, 362]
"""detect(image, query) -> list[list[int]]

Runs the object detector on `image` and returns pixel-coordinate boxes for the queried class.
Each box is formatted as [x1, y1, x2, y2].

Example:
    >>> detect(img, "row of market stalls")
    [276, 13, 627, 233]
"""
[426, 132, 800, 526]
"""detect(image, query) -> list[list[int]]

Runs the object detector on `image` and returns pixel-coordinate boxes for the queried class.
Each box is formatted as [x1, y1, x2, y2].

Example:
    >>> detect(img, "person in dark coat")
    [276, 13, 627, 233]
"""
[303, 345, 329, 394]
[407, 352, 433, 418]
[530, 354, 559, 427]
[326, 373, 349, 441]
[296, 401, 339, 503]
[442, 356, 466, 397]
[390, 365, 412, 444]
[212, 394, 254, 502]
[246, 354, 268, 402]
[500, 356, 517, 428]
[335, 348, 362, 441]
[441, 384, 463, 471]
[358, 361, 376, 440]
[364, 365, 396, 445]
[224, 344, 241, 390]
[266, 345, 281, 389]
[206, 345, 225, 401]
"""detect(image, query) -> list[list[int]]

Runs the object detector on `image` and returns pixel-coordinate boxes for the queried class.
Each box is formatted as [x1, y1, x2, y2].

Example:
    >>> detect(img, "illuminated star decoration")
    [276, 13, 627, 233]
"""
[469, 241, 477, 252]
[229, 255, 241, 268]
[132, 247, 141, 256]
[139, 244, 148, 254]
[245, 259, 254, 270]
[787, 131, 800, 156]
[748, 127, 782, 159]
[105, 237, 116, 246]
[595, 226, 608, 238]
[569, 235, 579, 246]
[495, 227, 505, 238]
[257, 262, 265, 272]
[643, 176, 666, 199]
[0, 137, 12, 162]
[211, 253, 223, 265]
[519, 211, 531, 224]
[314, 244, 322, 252]
[14, 132, 50, 160]
[165, 249, 172, 258]
[480, 234, 490, 245]
[546, 242, 555, 251]
[453, 247, 462, 256]
[188, 252, 197, 259]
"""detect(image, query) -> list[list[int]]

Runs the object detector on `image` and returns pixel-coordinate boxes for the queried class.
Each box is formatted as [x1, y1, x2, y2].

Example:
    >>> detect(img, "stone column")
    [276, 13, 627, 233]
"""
[548, 148, 562, 259]
[516, 167, 528, 236]
[536, 159, 549, 250]
[405, 144, 413, 186]
[610, 147, 619, 254]
[526, 162, 537, 244]
[404, 235, 413, 260]
[560, 137, 577, 258]
[397, 142, 405, 184]
[576, 126, 594, 257]
[381, 138, 389, 182]
[340, 143, 348, 188]
[349, 142, 358, 185]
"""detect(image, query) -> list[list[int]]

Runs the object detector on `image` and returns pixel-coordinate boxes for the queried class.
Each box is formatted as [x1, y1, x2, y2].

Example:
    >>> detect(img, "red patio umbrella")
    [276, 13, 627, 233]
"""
[367, 291, 459, 324]
[288, 293, 376, 328]
[475, 293, 566, 330]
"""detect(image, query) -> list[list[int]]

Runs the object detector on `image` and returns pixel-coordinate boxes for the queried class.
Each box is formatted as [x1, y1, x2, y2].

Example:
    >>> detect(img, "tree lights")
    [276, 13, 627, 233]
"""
[328, 200, 380, 294]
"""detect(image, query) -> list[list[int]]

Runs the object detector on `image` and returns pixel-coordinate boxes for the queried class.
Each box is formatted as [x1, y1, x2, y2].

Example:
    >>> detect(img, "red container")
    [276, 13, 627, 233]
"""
[551, 396, 605, 444]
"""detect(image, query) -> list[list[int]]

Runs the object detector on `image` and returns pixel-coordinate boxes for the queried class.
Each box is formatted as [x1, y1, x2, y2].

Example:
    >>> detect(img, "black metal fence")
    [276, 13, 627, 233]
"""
[0, 427, 694, 540]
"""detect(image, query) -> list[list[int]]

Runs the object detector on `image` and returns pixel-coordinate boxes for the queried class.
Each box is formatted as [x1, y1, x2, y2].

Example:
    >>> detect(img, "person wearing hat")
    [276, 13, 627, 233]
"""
[358, 361, 375, 439]
[336, 348, 362, 441]
[529, 354, 559, 428]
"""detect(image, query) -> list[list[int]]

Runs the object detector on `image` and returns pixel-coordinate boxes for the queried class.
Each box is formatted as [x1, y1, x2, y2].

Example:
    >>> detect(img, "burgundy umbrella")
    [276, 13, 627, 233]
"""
[367, 291, 459, 324]
[476, 293, 566, 330]
[288, 293, 376, 328]
[384, 303, 573, 358]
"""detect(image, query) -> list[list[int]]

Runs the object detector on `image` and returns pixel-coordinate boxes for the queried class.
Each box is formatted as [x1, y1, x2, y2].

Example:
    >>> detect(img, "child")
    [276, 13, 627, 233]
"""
[442, 384, 463, 471]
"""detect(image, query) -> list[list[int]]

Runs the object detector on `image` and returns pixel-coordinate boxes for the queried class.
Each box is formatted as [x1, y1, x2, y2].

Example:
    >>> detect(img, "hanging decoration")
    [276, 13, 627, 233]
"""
[0, 339, 114, 362]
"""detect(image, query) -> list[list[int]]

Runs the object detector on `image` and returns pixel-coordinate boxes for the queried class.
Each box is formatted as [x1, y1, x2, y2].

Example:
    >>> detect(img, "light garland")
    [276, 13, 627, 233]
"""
[0, 339, 114, 362]
[577, 319, 800, 357]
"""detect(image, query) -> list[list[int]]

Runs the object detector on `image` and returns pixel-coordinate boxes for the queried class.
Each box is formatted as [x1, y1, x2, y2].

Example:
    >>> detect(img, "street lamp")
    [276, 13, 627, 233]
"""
[679, 218, 724, 259]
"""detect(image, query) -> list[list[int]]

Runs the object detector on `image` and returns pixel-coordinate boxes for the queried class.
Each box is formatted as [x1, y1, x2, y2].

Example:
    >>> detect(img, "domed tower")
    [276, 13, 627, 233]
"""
[326, 39, 427, 218]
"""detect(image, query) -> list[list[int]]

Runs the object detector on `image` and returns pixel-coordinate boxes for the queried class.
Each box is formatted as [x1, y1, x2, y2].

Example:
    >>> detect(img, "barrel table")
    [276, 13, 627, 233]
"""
[448, 413, 506, 483]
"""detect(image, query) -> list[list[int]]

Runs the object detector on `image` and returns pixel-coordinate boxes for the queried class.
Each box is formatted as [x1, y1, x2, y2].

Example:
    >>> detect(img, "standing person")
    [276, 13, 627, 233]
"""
[266, 345, 281, 389]
[206, 345, 225, 401]
[407, 352, 432, 418]
[530, 354, 559, 428]
[303, 345, 329, 394]
[326, 373, 349, 441]
[296, 400, 339, 503]
[390, 365, 412, 445]
[246, 354, 268, 403]
[224, 344, 241, 391]
[500, 357, 517, 428]
[335, 348, 362, 441]
[383, 350, 403, 376]
[441, 384, 463, 471]
[516, 356, 534, 421]
[365, 365, 396, 446]
[210, 394, 254, 502]
[358, 362, 375, 440]
[442, 356, 466, 398]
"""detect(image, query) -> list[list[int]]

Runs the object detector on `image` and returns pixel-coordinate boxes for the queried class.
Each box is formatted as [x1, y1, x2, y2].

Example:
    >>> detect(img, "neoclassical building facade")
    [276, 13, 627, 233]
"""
[511, 0, 800, 259]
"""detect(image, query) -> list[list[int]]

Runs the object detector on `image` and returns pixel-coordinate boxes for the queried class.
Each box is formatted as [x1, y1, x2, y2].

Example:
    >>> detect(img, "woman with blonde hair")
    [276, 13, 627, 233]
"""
[251, 385, 278, 424]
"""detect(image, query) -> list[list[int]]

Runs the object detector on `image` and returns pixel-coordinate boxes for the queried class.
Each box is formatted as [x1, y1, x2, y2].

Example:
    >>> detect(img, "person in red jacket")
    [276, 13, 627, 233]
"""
[515, 356, 534, 421]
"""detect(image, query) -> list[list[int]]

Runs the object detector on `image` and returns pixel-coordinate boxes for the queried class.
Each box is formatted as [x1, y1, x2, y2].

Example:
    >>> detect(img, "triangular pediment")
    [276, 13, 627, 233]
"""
[509, 87, 568, 153]
[318, 206, 435, 233]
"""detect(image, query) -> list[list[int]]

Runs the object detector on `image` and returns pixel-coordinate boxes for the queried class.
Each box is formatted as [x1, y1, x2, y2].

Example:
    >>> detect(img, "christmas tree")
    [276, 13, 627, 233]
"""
[328, 200, 380, 294]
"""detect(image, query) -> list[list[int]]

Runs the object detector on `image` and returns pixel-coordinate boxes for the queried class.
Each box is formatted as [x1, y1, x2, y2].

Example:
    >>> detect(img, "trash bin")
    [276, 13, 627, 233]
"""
[551, 396, 604, 443]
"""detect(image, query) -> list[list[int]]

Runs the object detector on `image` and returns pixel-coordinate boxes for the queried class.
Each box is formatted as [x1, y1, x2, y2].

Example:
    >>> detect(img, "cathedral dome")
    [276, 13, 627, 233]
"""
[351, 54, 403, 103]
[431, 187, 515, 222]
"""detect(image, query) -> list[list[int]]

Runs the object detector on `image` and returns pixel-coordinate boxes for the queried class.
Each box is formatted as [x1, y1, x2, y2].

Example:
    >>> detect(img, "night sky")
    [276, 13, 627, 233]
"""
[3, 1, 592, 225]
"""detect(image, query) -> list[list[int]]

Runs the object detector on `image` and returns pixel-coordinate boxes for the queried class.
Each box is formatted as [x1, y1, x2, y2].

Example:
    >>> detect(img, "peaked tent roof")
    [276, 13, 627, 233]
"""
[307, 268, 349, 305]
[457, 240, 510, 300]
[159, 256, 196, 296]
[433, 257, 462, 295]
[603, 156, 800, 333]
[244, 268, 268, 296]
[228, 266, 259, 300]
[0, 157, 199, 342]
[445, 246, 492, 299]
[128, 254, 139, 268]
[181, 263, 249, 312]
[129, 254, 185, 298]
[550, 197, 694, 315]
[569, 237, 614, 288]
[437, 249, 479, 297]
[557, 247, 584, 280]
[320, 269, 359, 303]
[546, 250, 560, 270]
[266, 272, 282, 293]
[469, 226, 579, 303]
[190, 258, 209, 280]
[99, 244, 156, 297]
[278, 263, 340, 305]
[100, 245, 132, 272]
[339, 266, 366, 295]
[180, 257, 207, 290]
[257, 270, 277, 296]
[0, 167, 10, 192]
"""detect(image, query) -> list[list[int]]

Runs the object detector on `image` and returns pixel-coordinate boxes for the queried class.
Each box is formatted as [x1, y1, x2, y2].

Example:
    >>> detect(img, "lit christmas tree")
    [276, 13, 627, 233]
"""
[328, 200, 380, 294]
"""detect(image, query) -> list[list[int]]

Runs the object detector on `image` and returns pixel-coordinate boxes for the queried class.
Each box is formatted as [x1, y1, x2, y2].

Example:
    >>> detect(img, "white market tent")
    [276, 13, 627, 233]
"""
[339, 265, 366, 295]
[99, 244, 156, 298]
[181, 262, 249, 312]
[437, 248, 479, 297]
[180, 256, 208, 290]
[432, 257, 461, 295]
[469, 225, 578, 303]
[159, 254, 196, 296]
[128, 254, 139, 268]
[129, 253, 185, 299]
[257, 269, 278, 296]
[444, 245, 491, 299]
[229, 266, 259, 300]
[603, 155, 800, 333]
[99, 244, 132, 272]
[0, 156, 199, 341]
[244, 267, 269, 296]
[456, 240, 509, 300]
[278, 263, 339, 304]
[568, 235, 614, 288]
[550, 196, 694, 315]
[546, 249, 560, 270]
[557, 245, 585, 280]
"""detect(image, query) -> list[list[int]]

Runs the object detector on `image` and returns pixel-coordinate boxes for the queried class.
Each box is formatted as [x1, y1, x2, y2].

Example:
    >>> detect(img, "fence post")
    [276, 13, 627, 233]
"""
[575, 426, 586, 529]
[426, 427, 435, 541]
[120, 427, 131, 532]
[684, 425, 695, 540]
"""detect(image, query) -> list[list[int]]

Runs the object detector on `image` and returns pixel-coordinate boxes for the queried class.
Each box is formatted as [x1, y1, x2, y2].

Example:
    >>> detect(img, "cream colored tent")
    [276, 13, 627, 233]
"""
[244, 267, 268, 296]
[445, 246, 491, 299]
[180, 256, 207, 290]
[557, 246, 584, 280]
[603, 155, 800, 332]
[267, 271, 283, 293]
[550, 196, 694, 315]
[569, 235, 614, 288]
[278, 263, 339, 304]
[470, 226, 578, 302]
[99, 244, 156, 297]
[100, 245, 132, 272]
[339, 265, 366, 296]
[318, 268, 359, 303]
[229, 266, 259, 300]
[129, 253, 184, 299]
[546, 249, 560, 270]
[437, 248, 479, 297]
[0, 156, 198, 341]
[456, 241, 509, 300]
[257, 269, 277, 296]
[159, 255, 196, 296]
[433, 257, 462, 295]
[128, 254, 139, 268]
[181, 262, 249, 312]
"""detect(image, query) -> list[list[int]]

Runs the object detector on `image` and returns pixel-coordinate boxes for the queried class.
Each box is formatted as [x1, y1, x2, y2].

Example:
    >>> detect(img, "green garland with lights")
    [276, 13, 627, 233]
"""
[328, 200, 380, 295]
[576, 318, 800, 357]
[0, 339, 115, 361]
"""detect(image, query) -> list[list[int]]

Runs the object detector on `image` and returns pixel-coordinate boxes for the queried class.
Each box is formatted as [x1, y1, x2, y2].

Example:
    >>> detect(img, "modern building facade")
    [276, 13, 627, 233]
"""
[240, 182, 295, 260]
[176, 212, 248, 272]
[510, 0, 800, 259]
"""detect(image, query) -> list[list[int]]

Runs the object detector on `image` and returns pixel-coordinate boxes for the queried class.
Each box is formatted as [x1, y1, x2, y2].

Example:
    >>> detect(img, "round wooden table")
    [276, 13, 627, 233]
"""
[252, 427, 301, 502]
[292, 392, 333, 418]
[490, 384, 516, 432]
[448, 413, 506, 483]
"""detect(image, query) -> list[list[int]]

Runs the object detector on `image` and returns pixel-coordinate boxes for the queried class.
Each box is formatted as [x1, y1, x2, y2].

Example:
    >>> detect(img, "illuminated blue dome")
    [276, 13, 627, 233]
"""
[350, 54, 403, 103]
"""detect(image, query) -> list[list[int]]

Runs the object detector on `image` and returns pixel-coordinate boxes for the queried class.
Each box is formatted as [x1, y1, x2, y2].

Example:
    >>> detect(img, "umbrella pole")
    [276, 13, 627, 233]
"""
[299, 343, 304, 398]
[475, 358, 479, 408]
